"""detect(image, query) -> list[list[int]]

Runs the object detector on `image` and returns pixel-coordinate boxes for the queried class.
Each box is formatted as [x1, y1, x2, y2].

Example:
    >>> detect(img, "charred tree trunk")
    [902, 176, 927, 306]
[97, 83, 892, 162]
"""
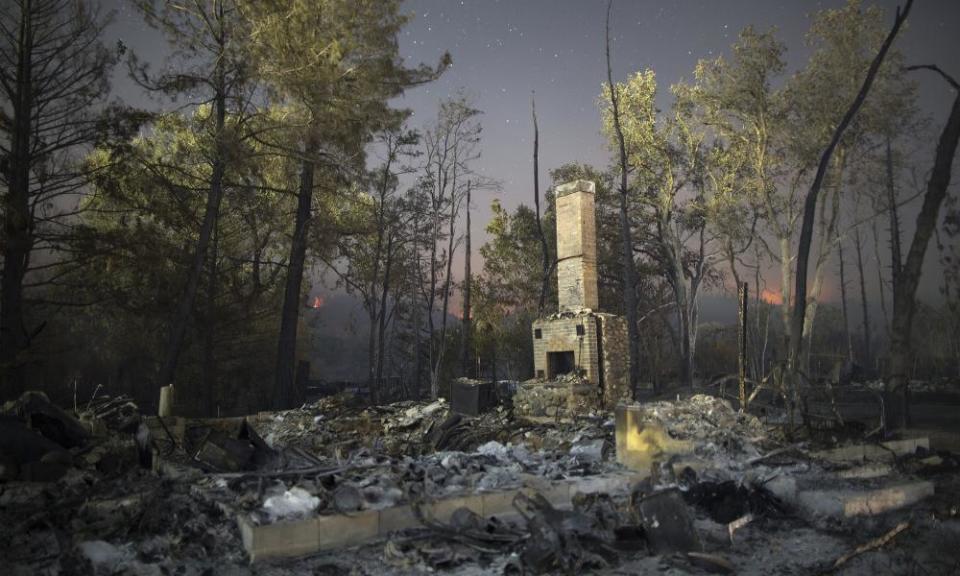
[854, 227, 872, 369]
[201, 219, 219, 416]
[460, 182, 473, 377]
[606, 0, 641, 394]
[789, 0, 911, 385]
[738, 282, 748, 410]
[871, 220, 891, 338]
[839, 240, 853, 362]
[886, 136, 903, 284]
[276, 149, 315, 409]
[367, 306, 378, 404]
[677, 292, 694, 388]
[375, 230, 395, 394]
[802, 152, 845, 372]
[0, 0, 34, 396]
[412, 213, 425, 397]
[532, 96, 551, 316]
[887, 66, 960, 429]
[157, 78, 227, 394]
[432, 172, 459, 399]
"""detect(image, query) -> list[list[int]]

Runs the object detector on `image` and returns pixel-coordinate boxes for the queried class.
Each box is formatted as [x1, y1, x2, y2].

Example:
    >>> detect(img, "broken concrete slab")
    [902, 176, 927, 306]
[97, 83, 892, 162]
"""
[480, 490, 521, 518]
[841, 482, 935, 517]
[570, 470, 647, 498]
[796, 480, 934, 519]
[838, 463, 893, 480]
[687, 551, 735, 574]
[421, 494, 485, 524]
[378, 504, 418, 534]
[239, 515, 319, 563]
[239, 471, 648, 562]
[317, 510, 380, 549]
[811, 438, 929, 463]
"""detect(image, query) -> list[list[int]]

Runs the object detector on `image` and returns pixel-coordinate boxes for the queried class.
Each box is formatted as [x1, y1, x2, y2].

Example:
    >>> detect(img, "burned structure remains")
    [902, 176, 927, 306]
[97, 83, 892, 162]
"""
[523, 180, 630, 414]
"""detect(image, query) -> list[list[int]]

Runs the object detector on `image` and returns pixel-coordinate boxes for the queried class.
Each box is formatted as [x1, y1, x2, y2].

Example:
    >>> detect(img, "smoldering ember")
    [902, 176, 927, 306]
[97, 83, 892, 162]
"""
[3, 1, 960, 575]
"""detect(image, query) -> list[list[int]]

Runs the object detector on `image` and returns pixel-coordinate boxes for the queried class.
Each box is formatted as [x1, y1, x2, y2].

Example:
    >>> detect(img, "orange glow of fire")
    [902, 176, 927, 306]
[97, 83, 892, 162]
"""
[311, 295, 325, 309]
[760, 289, 783, 305]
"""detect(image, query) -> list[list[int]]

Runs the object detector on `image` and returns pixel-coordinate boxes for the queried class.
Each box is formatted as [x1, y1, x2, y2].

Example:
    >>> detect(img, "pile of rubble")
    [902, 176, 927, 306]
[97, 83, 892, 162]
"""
[1, 388, 958, 575]
[636, 394, 769, 460]
[0, 391, 144, 483]
[249, 394, 614, 458]
[513, 373, 600, 419]
[0, 391, 249, 575]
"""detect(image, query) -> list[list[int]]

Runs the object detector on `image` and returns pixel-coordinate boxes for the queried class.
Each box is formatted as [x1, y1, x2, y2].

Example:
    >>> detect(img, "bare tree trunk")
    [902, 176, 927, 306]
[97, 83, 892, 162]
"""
[435, 177, 460, 396]
[0, 0, 34, 396]
[375, 231, 395, 394]
[427, 195, 440, 399]
[887, 66, 960, 429]
[738, 282, 748, 410]
[413, 243, 425, 397]
[276, 150, 315, 409]
[367, 307, 378, 403]
[789, 0, 911, 382]
[838, 240, 853, 362]
[532, 96, 551, 316]
[367, 148, 396, 404]
[778, 236, 794, 356]
[854, 227, 872, 368]
[158, 80, 227, 393]
[670, 257, 695, 388]
[886, 136, 903, 284]
[201, 219, 219, 416]
[460, 182, 473, 377]
[802, 152, 844, 372]
[606, 0, 641, 394]
[871, 220, 891, 339]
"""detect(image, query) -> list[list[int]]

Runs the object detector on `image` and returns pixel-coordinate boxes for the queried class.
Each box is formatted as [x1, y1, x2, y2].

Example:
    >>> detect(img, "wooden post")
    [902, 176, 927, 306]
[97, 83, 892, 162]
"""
[159, 385, 175, 417]
[738, 282, 748, 412]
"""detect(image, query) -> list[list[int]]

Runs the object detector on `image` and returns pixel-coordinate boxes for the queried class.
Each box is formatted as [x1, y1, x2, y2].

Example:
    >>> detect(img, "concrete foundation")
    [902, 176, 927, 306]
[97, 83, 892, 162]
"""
[811, 437, 929, 463]
[238, 471, 648, 562]
[796, 481, 934, 519]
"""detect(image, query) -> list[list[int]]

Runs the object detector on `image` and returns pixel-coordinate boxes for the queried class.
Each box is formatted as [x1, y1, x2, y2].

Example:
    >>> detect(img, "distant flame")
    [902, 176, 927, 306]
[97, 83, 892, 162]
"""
[760, 289, 782, 305]
[311, 295, 325, 309]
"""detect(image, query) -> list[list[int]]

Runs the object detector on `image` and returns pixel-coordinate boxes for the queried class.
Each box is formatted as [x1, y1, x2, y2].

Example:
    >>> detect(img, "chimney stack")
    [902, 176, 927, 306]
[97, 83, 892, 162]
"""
[554, 180, 598, 311]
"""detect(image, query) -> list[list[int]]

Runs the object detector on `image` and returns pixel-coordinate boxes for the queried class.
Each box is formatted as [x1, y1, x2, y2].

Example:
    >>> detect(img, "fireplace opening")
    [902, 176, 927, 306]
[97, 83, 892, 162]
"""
[547, 351, 576, 379]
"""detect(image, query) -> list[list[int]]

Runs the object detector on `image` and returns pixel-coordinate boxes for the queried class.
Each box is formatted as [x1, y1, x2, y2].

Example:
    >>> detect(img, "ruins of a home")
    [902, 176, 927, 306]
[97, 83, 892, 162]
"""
[1, 179, 958, 576]
[523, 180, 631, 415]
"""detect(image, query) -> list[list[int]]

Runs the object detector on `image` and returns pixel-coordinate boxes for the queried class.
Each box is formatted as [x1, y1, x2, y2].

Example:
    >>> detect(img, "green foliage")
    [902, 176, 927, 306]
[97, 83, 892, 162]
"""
[242, 0, 447, 159]
[60, 107, 297, 412]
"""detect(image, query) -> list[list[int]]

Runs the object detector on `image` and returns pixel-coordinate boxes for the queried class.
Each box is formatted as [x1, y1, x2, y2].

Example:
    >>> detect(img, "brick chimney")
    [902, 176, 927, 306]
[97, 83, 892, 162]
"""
[554, 180, 598, 311]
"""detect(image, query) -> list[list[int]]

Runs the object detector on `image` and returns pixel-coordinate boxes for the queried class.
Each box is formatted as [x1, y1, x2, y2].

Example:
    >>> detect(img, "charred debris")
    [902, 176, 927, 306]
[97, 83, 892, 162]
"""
[1, 383, 959, 575]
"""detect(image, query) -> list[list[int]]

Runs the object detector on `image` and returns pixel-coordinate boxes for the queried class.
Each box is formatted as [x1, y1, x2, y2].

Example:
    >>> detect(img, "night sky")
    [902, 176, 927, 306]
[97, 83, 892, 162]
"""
[101, 0, 960, 306]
